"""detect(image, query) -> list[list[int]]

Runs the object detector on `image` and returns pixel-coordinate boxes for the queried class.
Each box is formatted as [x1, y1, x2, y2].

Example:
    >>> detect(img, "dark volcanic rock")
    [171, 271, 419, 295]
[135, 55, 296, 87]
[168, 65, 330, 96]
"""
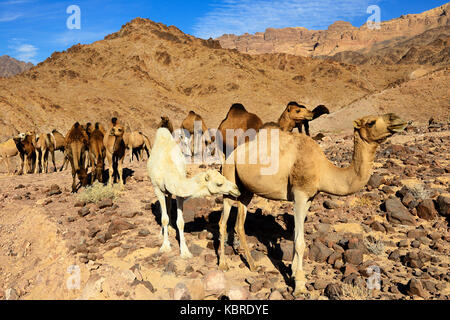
[108, 219, 136, 234]
[309, 241, 333, 263]
[406, 278, 428, 298]
[343, 249, 364, 266]
[437, 195, 450, 217]
[385, 197, 415, 226]
[416, 199, 438, 221]
[324, 283, 342, 300]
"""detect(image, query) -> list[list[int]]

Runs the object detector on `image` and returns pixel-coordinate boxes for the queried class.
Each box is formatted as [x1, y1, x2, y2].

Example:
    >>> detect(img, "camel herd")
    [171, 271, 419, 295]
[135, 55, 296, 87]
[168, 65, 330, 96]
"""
[0, 101, 408, 298]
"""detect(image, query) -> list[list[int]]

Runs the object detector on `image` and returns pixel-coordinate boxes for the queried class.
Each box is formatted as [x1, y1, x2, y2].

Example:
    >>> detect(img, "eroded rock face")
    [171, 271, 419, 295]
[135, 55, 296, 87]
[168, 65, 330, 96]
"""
[217, 4, 449, 58]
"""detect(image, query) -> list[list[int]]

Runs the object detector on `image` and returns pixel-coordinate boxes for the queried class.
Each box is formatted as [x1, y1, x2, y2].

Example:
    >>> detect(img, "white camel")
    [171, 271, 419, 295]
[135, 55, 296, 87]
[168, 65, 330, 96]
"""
[147, 128, 241, 258]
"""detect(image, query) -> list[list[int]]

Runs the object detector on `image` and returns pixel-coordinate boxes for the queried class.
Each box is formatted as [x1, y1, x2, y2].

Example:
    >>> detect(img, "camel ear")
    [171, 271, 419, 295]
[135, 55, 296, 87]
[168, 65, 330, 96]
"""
[353, 119, 362, 129]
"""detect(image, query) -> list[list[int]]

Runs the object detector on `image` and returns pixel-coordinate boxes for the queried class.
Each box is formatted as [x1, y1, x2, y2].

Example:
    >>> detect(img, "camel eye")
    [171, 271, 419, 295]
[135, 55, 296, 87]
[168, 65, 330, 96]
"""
[367, 121, 376, 128]
[217, 182, 223, 187]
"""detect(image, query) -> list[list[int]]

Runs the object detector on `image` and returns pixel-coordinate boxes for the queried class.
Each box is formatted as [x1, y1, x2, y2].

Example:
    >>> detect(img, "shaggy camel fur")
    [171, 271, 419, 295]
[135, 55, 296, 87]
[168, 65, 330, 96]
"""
[218, 113, 407, 296]
[103, 118, 126, 186]
[297, 105, 330, 136]
[218, 104, 263, 158]
[89, 123, 106, 184]
[278, 102, 314, 132]
[65, 123, 89, 192]
[181, 111, 214, 156]
[147, 128, 241, 258]
[158, 116, 174, 134]
[34, 133, 57, 174]
[123, 131, 151, 162]
[0, 138, 19, 174]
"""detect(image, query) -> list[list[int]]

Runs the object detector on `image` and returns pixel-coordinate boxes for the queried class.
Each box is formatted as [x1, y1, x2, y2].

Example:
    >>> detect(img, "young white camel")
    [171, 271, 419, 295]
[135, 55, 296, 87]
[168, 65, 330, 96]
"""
[147, 128, 241, 258]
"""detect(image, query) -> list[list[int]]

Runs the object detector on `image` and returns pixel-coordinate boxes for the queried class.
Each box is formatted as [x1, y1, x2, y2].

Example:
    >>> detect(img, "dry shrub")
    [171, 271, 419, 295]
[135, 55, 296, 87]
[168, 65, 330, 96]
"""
[77, 182, 122, 204]
[341, 283, 371, 300]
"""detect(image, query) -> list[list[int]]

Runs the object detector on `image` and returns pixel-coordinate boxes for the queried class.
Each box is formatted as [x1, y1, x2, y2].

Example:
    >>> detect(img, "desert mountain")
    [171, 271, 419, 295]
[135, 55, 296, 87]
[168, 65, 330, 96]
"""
[0, 55, 34, 78]
[217, 3, 450, 59]
[0, 12, 448, 142]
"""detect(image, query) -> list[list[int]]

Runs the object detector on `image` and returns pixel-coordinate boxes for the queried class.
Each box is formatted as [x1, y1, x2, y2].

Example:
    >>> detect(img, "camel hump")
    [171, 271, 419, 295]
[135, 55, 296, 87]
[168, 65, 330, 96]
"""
[260, 122, 280, 130]
[230, 103, 246, 112]
[188, 111, 196, 116]
[312, 105, 330, 119]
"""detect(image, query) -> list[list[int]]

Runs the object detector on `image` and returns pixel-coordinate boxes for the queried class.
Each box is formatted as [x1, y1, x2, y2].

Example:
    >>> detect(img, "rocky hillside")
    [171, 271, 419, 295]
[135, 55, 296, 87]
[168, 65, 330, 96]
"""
[0, 16, 448, 142]
[217, 4, 450, 58]
[0, 55, 33, 78]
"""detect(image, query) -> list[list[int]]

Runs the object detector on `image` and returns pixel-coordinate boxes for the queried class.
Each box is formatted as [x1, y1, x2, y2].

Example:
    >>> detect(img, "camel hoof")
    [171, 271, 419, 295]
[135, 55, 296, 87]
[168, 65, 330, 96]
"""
[293, 281, 308, 297]
[180, 250, 193, 259]
[218, 262, 229, 271]
[159, 243, 171, 253]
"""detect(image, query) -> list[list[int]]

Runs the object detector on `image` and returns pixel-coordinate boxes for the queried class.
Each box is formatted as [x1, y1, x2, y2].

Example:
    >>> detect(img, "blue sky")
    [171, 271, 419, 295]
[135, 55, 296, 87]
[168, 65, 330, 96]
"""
[0, 0, 448, 64]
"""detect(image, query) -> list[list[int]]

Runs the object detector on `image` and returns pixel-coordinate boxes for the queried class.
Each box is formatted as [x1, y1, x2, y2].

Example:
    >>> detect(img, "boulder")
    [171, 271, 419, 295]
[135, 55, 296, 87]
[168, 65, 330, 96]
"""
[385, 197, 415, 226]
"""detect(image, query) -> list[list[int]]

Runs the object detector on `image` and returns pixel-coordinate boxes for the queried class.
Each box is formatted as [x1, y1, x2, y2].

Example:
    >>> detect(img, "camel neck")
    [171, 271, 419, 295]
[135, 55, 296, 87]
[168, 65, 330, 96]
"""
[320, 131, 378, 196]
[166, 174, 209, 199]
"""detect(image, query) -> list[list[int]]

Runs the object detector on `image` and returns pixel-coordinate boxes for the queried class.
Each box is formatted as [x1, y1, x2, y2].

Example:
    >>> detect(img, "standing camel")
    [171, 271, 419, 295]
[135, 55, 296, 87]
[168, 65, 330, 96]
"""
[181, 111, 214, 156]
[147, 128, 240, 258]
[35, 133, 57, 174]
[218, 113, 407, 297]
[89, 123, 106, 184]
[0, 138, 19, 175]
[104, 118, 126, 186]
[217, 103, 263, 159]
[123, 131, 151, 163]
[65, 123, 89, 192]
[51, 130, 69, 171]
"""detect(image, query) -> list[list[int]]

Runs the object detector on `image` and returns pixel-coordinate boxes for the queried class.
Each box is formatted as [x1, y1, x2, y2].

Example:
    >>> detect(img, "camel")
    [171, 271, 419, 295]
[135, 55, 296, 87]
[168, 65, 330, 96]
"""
[159, 116, 174, 134]
[297, 105, 330, 136]
[34, 133, 57, 174]
[65, 123, 89, 192]
[13, 132, 36, 175]
[123, 131, 152, 163]
[51, 130, 69, 171]
[103, 118, 126, 186]
[180, 111, 214, 156]
[147, 128, 241, 258]
[217, 104, 263, 158]
[218, 113, 407, 297]
[0, 138, 19, 174]
[89, 123, 106, 184]
[278, 102, 314, 132]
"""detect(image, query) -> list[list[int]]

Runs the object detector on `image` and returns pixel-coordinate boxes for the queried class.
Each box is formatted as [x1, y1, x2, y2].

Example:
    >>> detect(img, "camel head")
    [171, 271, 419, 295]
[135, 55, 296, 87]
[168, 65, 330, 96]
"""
[198, 169, 241, 198]
[353, 113, 407, 144]
[286, 102, 314, 122]
[109, 124, 124, 137]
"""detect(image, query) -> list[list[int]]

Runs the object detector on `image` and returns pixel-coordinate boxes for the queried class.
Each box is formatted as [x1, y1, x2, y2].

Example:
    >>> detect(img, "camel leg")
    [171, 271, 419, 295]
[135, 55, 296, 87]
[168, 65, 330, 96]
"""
[176, 196, 192, 259]
[107, 155, 114, 186]
[117, 157, 124, 187]
[234, 195, 256, 272]
[51, 150, 56, 173]
[304, 122, 310, 136]
[218, 196, 233, 271]
[156, 188, 171, 253]
[291, 189, 311, 297]
[44, 150, 49, 173]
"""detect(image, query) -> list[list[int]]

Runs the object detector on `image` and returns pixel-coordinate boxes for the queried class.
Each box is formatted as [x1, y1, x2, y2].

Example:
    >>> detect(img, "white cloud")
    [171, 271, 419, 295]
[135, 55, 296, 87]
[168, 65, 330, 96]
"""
[15, 44, 38, 63]
[193, 0, 380, 39]
[0, 13, 21, 22]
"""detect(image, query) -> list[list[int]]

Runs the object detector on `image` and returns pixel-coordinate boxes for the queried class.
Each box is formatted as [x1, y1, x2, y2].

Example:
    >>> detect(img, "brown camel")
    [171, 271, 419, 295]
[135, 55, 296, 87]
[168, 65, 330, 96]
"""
[297, 105, 330, 136]
[217, 103, 263, 158]
[123, 131, 151, 162]
[34, 133, 57, 174]
[89, 123, 106, 184]
[13, 132, 37, 175]
[103, 118, 126, 186]
[181, 111, 214, 155]
[0, 138, 19, 174]
[65, 123, 89, 192]
[278, 102, 314, 132]
[51, 130, 69, 171]
[159, 116, 174, 134]
[218, 113, 407, 297]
